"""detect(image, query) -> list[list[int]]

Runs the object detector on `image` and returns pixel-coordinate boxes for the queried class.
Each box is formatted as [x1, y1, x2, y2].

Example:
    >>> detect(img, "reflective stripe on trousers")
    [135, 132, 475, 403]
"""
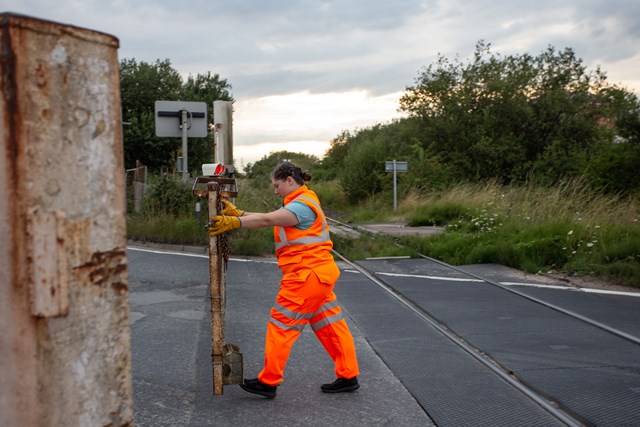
[269, 299, 343, 332]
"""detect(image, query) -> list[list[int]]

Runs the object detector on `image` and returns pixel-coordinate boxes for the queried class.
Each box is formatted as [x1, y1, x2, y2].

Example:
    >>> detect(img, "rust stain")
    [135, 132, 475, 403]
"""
[92, 119, 106, 138]
[74, 249, 128, 292]
[1, 15, 24, 282]
[35, 62, 48, 89]
[66, 217, 91, 264]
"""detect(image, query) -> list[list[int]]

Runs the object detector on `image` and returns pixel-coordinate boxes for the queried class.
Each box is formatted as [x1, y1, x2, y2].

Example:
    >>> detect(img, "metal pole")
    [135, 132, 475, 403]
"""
[213, 101, 233, 174]
[393, 159, 398, 211]
[207, 182, 224, 394]
[181, 109, 188, 182]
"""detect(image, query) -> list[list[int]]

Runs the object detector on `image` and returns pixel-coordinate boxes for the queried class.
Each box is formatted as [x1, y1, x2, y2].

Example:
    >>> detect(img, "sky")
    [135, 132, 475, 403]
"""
[5, 1, 640, 167]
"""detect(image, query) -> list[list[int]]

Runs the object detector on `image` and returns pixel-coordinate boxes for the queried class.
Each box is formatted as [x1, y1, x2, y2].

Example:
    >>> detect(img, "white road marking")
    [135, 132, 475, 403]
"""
[343, 269, 640, 298]
[128, 247, 639, 298]
[127, 246, 278, 264]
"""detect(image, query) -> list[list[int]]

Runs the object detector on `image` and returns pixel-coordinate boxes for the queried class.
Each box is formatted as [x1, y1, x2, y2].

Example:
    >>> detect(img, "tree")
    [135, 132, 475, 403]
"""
[119, 59, 234, 172]
[317, 131, 353, 180]
[399, 41, 639, 187]
[243, 151, 321, 187]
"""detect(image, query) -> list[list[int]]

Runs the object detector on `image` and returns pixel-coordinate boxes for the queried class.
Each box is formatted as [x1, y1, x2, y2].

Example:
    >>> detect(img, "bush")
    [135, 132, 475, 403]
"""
[143, 176, 197, 217]
[407, 202, 471, 226]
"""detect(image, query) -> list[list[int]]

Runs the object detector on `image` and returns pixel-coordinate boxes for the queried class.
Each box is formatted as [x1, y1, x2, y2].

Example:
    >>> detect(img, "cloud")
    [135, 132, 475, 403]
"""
[9, 0, 638, 96]
[5, 0, 639, 166]
[233, 89, 404, 144]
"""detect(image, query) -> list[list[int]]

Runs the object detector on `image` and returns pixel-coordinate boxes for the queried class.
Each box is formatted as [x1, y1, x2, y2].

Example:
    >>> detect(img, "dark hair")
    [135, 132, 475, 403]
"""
[271, 162, 312, 185]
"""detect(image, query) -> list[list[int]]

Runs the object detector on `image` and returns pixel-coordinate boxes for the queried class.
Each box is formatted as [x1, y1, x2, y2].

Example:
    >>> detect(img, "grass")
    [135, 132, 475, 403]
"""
[127, 176, 640, 288]
[331, 234, 416, 260]
[127, 214, 209, 246]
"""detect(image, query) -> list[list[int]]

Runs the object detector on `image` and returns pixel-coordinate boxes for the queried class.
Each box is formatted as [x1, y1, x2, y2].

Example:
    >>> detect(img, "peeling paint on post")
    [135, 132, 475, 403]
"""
[0, 14, 133, 426]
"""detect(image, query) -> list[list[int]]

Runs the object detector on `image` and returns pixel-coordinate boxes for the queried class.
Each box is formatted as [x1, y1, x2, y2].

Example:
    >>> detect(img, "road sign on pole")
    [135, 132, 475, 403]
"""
[385, 160, 408, 211]
[155, 100, 208, 181]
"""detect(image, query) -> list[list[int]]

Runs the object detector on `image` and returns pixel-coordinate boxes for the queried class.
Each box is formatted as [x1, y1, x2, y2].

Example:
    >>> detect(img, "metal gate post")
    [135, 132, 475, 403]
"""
[207, 182, 225, 394]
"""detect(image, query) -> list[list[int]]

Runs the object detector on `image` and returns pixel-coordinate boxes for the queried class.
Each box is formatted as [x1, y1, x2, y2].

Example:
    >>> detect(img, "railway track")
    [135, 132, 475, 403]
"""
[327, 217, 640, 426]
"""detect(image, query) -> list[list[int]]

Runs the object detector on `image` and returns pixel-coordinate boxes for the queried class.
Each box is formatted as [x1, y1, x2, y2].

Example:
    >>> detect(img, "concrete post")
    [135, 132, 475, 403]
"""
[0, 14, 133, 427]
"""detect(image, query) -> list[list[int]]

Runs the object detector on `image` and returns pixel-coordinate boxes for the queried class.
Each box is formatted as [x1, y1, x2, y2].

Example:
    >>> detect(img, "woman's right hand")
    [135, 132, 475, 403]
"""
[221, 199, 244, 217]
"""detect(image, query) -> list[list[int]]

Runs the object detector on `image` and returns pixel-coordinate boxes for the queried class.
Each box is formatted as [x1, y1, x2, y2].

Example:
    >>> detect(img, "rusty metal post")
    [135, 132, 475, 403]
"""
[207, 182, 225, 394]
[0, 14, 133, 426]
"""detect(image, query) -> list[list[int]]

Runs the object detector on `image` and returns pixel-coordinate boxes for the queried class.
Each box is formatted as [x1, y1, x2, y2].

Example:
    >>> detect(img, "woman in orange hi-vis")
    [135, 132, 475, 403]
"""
[207, 162, 360, 399]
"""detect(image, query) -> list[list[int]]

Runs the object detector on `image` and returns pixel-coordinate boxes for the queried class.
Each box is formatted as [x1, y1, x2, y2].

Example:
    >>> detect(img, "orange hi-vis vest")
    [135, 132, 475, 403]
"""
[273, 185, 340, 285]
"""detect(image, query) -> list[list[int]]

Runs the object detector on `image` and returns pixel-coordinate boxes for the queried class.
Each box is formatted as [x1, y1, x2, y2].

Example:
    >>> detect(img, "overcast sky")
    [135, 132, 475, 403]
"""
[6, 1, 640, 166]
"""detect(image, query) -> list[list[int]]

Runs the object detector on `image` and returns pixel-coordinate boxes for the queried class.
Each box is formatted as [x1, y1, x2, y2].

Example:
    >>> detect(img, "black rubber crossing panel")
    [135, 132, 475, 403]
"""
[358, 259, 640, 426]
[513, 286, 640, 340]
[335, 272, 564, 427]
[520, 366, 640, 427]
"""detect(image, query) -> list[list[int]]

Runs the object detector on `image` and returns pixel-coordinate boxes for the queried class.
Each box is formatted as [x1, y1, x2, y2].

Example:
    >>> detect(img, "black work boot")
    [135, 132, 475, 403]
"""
[239, 378, 277, 399]
[321, 377, 360, 393]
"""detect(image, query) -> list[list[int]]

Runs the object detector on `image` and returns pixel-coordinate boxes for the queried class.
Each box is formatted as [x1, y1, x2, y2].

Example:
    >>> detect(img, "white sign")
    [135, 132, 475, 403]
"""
[385, 161, 408, 172]
[155, 100, 208, 138]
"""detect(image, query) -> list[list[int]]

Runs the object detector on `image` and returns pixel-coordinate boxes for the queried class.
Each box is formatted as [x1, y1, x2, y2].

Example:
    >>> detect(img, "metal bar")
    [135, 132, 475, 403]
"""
[207, 182, 224, 394]
[181, 110, 189, 182]
[213, 101, 233, 172]
[157, 110, 205, 118]
[393, 160, 397, 211]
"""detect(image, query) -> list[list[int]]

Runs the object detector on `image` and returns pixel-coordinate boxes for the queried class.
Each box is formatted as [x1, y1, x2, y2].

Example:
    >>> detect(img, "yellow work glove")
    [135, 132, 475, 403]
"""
[207, 215, 241, 237]
[221, 199, 244, 217]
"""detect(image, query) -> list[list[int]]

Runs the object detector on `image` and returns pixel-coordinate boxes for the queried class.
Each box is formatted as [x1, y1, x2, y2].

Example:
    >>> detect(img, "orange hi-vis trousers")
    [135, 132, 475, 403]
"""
[257, 272, 359, 386]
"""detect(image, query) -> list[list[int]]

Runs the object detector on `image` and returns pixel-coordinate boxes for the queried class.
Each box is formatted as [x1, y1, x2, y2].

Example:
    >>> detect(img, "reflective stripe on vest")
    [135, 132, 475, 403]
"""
[275, 195, 330, 250]
[269, 299, 343, 332]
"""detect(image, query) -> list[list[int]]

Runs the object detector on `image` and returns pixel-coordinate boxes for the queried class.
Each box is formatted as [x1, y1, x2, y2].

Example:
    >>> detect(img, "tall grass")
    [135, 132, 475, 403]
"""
[393, 179, 640, 287]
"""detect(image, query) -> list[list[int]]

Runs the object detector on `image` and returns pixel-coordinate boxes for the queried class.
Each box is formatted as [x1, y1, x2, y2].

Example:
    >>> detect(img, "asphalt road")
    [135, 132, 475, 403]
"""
[127, 247, 435, 427]
[127, 246, 640, 426]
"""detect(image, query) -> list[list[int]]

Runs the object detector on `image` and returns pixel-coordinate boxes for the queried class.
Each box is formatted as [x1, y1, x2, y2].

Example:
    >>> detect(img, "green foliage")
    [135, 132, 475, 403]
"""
[127, 215, 208, 246]
[340, 131, 387, 202]
[406, 202, 471, 226]
[585, 142, 640, 194]
[311, 180, 349, 212]
[142, 176, 198, 217]
[227, 228, 274, 256]
[324, 120, 443, 203]
[317, 131, 352, 180]
[120, 58, 233, 172]
[397, 41, 640, 190]
[243, 151, 322, 186]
